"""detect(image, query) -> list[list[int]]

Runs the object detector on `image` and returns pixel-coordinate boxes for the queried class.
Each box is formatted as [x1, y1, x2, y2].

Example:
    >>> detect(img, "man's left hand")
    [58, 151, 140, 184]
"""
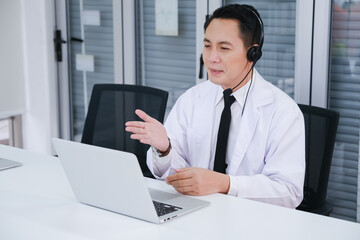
[165, 167, 230, 196]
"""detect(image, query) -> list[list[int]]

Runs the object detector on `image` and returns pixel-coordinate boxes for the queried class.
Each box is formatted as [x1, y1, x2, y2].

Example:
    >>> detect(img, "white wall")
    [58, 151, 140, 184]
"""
[20, 0, 59, 154]
[0, 0, 59, 154]
[0, 0, 25, 118]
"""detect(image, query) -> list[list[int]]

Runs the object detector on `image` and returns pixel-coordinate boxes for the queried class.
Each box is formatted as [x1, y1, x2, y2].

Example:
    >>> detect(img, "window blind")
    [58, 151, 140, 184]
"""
[328, 0, 360, 222]
[135, 0, 196, 114]
[225, 0, 297, 98]
[69, 0, 114, 140]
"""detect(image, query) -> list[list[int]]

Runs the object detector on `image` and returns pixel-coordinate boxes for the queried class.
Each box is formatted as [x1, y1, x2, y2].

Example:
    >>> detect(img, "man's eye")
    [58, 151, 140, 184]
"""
[221, 47, 229, 50]
[204, 45, 210, 48]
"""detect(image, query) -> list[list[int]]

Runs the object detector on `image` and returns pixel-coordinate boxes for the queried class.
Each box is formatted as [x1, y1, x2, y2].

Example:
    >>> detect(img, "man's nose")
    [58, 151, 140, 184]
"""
[208, 49, 220, 63]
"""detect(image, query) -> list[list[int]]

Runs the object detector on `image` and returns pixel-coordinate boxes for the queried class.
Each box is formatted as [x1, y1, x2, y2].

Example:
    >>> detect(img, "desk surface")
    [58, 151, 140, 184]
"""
[1, 144, 360, 240]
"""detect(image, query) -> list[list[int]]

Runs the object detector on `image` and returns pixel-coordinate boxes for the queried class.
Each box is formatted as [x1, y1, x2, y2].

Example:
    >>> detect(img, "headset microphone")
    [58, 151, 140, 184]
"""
[224, 62, 255, 94]
[227, 62, 255, 93]
[224, 62, 255, 116]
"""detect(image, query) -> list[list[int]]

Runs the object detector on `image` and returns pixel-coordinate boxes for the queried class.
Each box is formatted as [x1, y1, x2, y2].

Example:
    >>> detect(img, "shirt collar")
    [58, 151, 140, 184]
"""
[215, 74, 255, 109]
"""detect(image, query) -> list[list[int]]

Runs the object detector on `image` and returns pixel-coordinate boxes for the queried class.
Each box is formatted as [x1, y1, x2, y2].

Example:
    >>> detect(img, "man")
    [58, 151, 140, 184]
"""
[125, 4, 305, 208]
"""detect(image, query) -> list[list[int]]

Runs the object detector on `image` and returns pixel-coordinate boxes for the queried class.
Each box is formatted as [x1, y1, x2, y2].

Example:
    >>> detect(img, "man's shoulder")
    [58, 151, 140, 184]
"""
[182, 80, 218, 100]
[255, 73, 293, 100]
[253, 72, 301, 115]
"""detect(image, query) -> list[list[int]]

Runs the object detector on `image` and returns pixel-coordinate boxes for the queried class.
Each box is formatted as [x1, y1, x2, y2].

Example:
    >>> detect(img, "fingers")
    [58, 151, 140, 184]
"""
[125, 126, 146, 134]
[125, 110, 169, 151]
[125, 121, 145, 128]
[129, 133, 147, 140]
[125, 110, 157, 134]
[135, 109, 156, 123]
[165, 169, 191, 184]
[166, 173, 196, 195]
[173, 186, 196, 195]
[129, 133, 151, 145]
[168, 177, 193, 189]
[125, 109, 155, 129]
[165, 169, 196, 192]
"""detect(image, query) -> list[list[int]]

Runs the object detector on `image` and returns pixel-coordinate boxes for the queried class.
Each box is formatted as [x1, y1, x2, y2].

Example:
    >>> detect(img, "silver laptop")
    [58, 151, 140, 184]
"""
[0, 158, 22, 171]
[52, 138, 209, 224]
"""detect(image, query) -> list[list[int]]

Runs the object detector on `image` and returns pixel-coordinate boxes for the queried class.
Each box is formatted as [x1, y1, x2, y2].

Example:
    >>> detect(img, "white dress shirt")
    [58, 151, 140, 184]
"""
[147, 69, 305, 208]
[210, 77, 251, 195]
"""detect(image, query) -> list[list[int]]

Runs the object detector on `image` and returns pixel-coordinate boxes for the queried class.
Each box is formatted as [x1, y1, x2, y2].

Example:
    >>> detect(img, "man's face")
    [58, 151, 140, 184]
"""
[203, 18, 250, 90]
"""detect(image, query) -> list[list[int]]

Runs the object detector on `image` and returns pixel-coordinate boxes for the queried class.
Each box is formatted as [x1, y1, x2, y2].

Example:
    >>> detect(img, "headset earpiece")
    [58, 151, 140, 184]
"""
[247, 45, 262, 63]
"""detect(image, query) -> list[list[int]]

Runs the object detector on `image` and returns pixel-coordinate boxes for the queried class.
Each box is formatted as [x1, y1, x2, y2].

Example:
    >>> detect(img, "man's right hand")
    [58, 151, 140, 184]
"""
[125, 109, 169, 152]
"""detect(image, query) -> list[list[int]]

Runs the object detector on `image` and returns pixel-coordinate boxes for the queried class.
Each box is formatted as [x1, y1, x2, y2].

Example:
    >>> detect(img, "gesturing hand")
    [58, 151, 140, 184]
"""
[165, 167, 230, 196]
[125, 109, 169, 152]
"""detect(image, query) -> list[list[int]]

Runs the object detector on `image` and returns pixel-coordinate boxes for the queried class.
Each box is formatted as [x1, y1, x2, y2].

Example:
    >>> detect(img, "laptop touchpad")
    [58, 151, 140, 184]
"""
[148, 188, 179, 201]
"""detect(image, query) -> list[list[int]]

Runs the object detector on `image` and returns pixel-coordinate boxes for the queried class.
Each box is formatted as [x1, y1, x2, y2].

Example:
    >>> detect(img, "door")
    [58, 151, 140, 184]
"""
[55, 0, 132, 141]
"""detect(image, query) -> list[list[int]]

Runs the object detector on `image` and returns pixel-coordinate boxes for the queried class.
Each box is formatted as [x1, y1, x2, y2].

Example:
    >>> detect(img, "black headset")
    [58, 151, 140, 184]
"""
[244, 7, 264, 64]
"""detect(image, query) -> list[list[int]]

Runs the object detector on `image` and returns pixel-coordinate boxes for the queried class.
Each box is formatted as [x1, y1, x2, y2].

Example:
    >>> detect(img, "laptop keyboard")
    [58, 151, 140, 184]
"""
[152, 201, 182, 217]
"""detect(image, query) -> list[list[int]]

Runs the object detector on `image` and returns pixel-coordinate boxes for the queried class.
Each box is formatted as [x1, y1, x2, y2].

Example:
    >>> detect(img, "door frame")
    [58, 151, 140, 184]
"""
[55, 0, 72, 140]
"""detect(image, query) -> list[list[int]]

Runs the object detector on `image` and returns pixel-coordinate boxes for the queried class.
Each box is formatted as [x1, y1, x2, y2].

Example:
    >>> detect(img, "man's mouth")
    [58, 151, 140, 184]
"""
[209, 68, 224, 75]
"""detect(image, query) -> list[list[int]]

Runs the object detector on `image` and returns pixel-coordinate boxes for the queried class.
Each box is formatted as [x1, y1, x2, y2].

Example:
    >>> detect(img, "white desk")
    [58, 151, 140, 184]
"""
[1, 144, 360, 240]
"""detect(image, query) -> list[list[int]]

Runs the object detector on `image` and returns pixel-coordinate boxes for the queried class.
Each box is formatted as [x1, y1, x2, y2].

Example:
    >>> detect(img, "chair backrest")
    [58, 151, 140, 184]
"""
[81, 84, 168, 178]
[297, 104, 340, 211]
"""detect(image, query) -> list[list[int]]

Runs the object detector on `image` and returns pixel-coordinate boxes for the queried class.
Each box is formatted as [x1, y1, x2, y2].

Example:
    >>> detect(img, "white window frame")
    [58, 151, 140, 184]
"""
[311, 0, 332, 108]
[114, 0, 136, 85]
[294, 0, 314, 104]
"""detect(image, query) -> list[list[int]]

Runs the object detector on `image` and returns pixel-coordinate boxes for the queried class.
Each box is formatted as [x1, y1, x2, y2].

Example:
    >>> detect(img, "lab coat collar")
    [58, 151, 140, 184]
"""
[228, 69, 275, 175]
[250, 69, 275, 108]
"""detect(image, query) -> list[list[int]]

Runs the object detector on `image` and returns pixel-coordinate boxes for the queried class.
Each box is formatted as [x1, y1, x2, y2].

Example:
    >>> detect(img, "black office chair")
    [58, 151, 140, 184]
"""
[81, 84, 168, 178]
[296, 104, 340, 216]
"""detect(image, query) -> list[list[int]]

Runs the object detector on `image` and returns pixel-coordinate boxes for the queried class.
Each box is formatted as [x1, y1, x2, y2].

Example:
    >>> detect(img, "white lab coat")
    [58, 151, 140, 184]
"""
[147, 70, 305, 208]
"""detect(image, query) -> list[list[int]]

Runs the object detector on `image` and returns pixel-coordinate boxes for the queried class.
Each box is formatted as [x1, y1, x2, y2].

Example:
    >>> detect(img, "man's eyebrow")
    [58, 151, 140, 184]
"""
[219, 41, 233, 46]
[203, 38, 233, 46]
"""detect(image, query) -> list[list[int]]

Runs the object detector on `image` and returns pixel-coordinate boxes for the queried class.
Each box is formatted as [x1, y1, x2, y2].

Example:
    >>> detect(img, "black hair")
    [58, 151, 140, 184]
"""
[204, 4, 263, 49]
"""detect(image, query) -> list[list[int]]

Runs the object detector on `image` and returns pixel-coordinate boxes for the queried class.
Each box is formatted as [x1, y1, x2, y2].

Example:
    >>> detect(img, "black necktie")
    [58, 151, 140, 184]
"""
[214, 89, 236, 174]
